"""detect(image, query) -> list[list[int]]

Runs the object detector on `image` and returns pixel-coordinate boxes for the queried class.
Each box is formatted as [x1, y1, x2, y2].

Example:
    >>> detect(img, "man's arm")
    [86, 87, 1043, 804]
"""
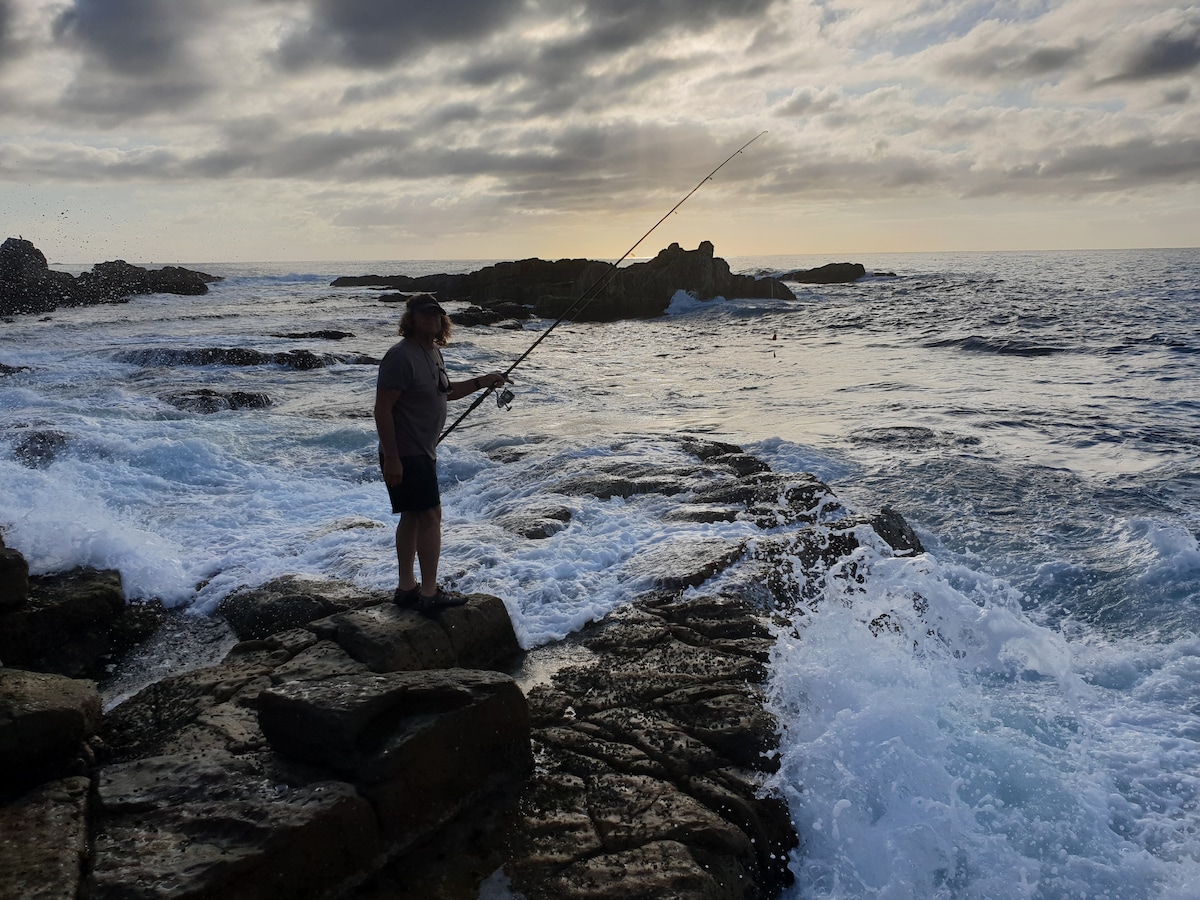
[447, 371, 509, 402]
[374, 386, 405, 485]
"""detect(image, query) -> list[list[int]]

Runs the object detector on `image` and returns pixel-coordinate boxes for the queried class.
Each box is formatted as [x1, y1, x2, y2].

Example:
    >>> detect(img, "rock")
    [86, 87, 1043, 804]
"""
[781, 261, 866, 284]
[114, 346, 356, 370]
[503, 592, 797, 899]
[218, 576, 379, 640]
[495, 504, 573, 539]
[0, 238, 221, 316]
[11, 429, 69, 468]
[0, 238, 74, 315]
[258, 668, 533, 843]
[307, 594, 521, 673]
[0, 776, 92, 900]
[621, 537, 746, 590]
[163, 388, 272, 413]
[0, 567, 164, 678]
[0, 669, 100, 798]
[0, 546, 29, 611]
[87, 589, 532, 899]
[332, 243, 794, 323]
[271, 330, 356, 340]
[92, 752, 381, 900]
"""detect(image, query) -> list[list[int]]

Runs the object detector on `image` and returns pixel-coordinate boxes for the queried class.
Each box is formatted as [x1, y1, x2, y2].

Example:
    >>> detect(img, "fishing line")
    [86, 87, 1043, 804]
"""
[438, 130, 767, 445]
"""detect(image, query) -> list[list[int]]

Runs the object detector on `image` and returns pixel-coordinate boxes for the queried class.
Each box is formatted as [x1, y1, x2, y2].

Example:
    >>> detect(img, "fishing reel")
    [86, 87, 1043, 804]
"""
[496, 387, 515, 410]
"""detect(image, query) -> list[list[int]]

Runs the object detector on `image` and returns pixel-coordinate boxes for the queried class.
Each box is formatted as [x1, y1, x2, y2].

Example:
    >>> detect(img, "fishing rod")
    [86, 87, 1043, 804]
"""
[438, 129, 767, 445]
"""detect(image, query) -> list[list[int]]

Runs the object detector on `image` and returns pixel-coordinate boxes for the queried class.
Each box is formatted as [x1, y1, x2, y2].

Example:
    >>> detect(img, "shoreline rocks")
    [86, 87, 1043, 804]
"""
[0, 438, 930, 898]
[0, 237, 220, 317]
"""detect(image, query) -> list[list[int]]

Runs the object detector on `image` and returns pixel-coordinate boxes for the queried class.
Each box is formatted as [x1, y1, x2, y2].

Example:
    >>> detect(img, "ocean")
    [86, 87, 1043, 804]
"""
[2, 247, 1198, 898]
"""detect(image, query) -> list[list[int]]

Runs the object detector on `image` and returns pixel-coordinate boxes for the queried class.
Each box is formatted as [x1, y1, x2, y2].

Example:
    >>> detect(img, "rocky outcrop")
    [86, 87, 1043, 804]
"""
[332, 242, 795, 322]
[0, 238, 74, 315]
[781, 262, 866, 284]
[0, 437, 933, 898]
[0, 565, 164, 678]
[505, 592, 797, 900]
[0, 237, 220, 317]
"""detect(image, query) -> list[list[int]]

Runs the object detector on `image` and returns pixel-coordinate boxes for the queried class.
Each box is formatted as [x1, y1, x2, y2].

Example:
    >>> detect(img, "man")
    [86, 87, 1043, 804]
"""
[374, 293, 508, 612]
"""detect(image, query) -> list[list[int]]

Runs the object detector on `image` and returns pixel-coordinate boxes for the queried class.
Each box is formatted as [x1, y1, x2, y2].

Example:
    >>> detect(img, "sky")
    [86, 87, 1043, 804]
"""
[0, 0, 1198, 264]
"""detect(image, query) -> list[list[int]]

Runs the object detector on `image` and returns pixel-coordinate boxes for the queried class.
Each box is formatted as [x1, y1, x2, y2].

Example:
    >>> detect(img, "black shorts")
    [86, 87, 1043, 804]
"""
[382, 453, 441, 513]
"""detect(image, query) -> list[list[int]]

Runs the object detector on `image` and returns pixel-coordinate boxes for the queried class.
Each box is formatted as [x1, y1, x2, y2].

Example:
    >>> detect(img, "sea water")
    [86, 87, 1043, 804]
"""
[2, 248, 1198, 898]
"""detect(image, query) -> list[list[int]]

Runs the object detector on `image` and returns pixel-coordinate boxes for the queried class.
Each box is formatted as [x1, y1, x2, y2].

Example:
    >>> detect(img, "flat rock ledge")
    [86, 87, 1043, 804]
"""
[0, 579, 800, 899]
[503, 591, 796, 900]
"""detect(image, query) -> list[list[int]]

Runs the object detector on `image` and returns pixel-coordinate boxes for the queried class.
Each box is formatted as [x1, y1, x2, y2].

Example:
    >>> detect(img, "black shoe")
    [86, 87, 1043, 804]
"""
[393, 586, 421, 608]
[423, 588, 468, 609]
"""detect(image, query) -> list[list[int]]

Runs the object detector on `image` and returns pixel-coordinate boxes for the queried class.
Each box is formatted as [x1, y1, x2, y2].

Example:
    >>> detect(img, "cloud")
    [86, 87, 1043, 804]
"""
[0, 0, 11, 54]
[275, 0, 526, 70]
[49, 0, 226, 118]
[53, 0, 213, 77]
[1099, 20, 1200, 84]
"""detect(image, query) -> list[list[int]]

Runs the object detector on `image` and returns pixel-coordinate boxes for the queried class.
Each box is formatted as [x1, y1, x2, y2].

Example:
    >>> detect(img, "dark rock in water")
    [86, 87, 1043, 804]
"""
[12, 429, 69, 468]
[116, 346, 347, 370]
[164, 388, 272, 413]
[0, 362, 29, 376]
[451, 300, 536, 327]
[871, 505, 925, 556]
[0, 566, 164, 678]
[0, 238, 75, 315]
[495, 504, 573, 539]
[71, 260, 211, 305]
[334, 242, 794, 323]
[504, 592, 797, 899]
[781, 261, 866, 284]
[270, 330, 355, 340]
[0, 669, 100, 799]
[0, 238, 220, 316]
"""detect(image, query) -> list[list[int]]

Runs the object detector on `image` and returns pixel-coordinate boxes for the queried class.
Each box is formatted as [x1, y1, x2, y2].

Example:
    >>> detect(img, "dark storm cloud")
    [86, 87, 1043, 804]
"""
[938, 40, 1087, 82]
[966, 136, 1200, 198]
[0, 0, 11, 53]
[275, 0, 525, 70]
[53, 0, 210, 77]
[57, 69, 210, 121]
[1099, 22, 1200, 84]
[50, 0, 221, 118]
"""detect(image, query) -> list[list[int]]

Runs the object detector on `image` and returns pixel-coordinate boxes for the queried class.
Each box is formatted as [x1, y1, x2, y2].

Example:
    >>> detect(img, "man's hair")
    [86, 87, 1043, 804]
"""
[399, 309, 452, 346]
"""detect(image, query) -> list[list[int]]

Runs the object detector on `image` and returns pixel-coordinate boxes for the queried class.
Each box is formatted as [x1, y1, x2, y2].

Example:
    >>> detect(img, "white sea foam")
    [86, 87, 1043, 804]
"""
[767, 534, 1200, 899]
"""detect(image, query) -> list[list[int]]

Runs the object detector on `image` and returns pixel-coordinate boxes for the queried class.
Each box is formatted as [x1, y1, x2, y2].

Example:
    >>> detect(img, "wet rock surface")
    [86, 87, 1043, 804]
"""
[505, 592, 797, 900]
[0, 567, 164, 678]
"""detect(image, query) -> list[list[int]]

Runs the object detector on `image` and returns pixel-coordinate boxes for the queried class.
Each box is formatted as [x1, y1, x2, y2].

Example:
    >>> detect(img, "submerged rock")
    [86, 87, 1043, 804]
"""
[781, 262, 866, 284]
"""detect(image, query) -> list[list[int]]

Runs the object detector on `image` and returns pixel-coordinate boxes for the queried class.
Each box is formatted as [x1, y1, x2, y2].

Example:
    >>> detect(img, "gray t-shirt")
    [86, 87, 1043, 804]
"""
[376, 338, 448, 459]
